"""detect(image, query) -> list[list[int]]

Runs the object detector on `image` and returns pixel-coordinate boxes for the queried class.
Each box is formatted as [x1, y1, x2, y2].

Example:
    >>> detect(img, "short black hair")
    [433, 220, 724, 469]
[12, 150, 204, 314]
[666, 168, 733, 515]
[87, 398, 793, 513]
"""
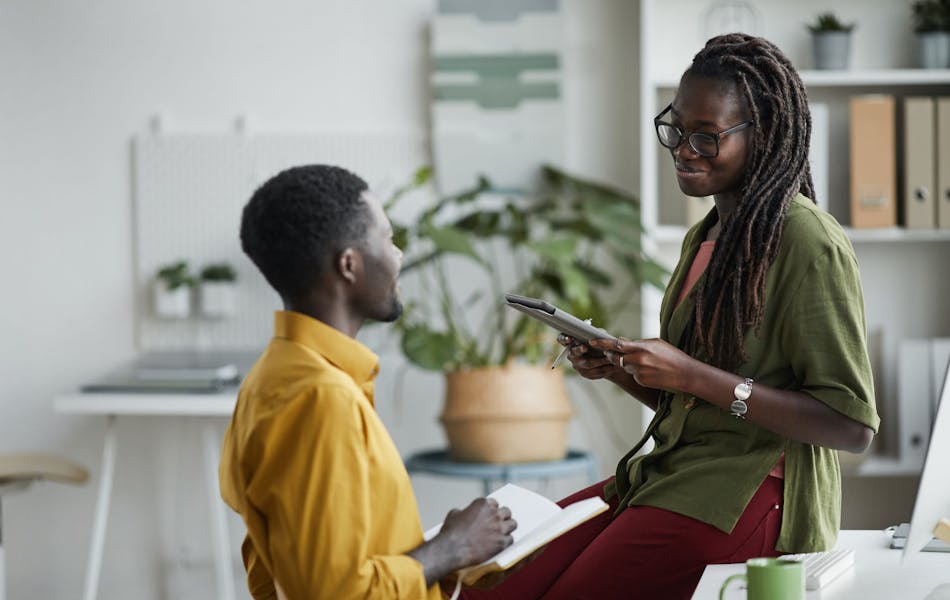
[240, 164, 370, 300]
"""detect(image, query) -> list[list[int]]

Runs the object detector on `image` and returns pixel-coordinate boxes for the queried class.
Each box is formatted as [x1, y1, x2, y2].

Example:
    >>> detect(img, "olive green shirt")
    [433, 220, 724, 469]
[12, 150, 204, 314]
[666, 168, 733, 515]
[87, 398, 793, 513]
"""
[607, 194, 880, 553]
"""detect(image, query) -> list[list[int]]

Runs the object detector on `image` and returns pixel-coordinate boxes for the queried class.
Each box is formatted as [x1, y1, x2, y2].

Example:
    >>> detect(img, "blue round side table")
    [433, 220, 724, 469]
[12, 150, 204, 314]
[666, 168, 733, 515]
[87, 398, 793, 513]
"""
[404, 449, 600, 496]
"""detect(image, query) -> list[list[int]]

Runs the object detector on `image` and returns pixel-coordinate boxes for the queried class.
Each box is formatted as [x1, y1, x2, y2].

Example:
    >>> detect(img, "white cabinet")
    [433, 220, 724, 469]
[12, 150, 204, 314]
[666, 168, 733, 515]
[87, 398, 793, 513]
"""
[637, 0, 950, 475]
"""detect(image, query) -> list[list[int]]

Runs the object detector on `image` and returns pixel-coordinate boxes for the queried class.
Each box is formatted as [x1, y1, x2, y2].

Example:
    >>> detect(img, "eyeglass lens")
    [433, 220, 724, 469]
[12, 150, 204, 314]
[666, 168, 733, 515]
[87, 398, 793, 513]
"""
[656, 124, 718, 157]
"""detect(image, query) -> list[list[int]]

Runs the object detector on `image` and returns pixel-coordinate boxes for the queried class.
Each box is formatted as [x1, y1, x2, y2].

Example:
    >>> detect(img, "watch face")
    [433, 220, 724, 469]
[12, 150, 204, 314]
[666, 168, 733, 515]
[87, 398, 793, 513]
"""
[734, 382, 752, 401]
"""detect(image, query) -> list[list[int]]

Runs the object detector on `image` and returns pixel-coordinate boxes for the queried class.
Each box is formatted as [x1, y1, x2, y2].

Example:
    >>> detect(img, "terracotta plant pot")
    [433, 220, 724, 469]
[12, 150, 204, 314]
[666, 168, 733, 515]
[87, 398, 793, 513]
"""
[441, 364, 573, 463]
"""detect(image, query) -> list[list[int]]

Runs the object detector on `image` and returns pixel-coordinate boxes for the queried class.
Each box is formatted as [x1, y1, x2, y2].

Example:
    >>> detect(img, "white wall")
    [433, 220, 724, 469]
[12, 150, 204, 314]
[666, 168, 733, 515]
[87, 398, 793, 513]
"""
[0, 1, 641, 598]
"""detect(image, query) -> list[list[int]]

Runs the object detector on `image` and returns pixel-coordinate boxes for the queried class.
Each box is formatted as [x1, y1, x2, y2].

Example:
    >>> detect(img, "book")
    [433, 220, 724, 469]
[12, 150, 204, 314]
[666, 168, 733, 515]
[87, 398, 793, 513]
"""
[888, 522, 950, 552]
[424, 483, 609, 586]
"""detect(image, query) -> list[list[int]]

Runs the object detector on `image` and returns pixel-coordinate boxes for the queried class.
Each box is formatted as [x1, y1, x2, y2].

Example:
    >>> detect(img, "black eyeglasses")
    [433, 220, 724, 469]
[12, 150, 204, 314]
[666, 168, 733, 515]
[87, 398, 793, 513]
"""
[654, 103, 753, 158]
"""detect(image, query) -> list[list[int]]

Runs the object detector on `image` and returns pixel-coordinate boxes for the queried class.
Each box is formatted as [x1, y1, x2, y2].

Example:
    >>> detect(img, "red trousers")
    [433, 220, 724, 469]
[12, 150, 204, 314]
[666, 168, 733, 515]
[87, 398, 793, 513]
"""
[459, 476, 783, 600]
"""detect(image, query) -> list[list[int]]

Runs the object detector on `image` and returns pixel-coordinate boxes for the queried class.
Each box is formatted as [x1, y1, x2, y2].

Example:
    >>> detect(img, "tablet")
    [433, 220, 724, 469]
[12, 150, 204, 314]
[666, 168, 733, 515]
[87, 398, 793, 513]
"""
[504, 292, 617, 347]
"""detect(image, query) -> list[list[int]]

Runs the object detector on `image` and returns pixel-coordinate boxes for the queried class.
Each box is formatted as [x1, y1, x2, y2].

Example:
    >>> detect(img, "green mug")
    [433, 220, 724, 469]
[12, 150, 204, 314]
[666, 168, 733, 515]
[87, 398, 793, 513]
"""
[719, 557, 804, 600]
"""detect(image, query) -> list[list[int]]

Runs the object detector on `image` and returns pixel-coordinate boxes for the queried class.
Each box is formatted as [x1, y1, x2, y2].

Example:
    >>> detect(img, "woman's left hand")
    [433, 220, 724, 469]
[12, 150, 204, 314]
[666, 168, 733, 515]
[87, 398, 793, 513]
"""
[588, 338, 696, 394]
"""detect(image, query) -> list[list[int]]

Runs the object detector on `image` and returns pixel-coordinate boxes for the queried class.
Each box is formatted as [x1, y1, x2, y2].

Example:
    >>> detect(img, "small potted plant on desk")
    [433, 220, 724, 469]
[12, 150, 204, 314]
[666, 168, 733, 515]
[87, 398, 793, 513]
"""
[807, 11, 856, 70]
[198, 262, 238, 318]
[386, 165, 667, 463]
[154, 260, 195, 319]
[912, 0, 950, 68]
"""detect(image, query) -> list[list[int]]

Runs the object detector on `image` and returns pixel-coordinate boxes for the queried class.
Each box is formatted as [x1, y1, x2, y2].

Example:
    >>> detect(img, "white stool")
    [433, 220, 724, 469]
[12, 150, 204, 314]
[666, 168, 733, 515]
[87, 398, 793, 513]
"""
[0, 454, 88, 600]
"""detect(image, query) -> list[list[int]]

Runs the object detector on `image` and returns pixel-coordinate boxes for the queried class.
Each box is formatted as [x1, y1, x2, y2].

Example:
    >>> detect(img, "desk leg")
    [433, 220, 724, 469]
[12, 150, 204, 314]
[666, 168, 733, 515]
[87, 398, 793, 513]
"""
[82, 414, 117, 600]
[202, 421, 236, 600]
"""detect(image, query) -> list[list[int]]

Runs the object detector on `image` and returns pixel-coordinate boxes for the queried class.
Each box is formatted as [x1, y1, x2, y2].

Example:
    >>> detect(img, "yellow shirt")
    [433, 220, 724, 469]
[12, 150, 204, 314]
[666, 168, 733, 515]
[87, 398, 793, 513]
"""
[219, 310, 439, 600]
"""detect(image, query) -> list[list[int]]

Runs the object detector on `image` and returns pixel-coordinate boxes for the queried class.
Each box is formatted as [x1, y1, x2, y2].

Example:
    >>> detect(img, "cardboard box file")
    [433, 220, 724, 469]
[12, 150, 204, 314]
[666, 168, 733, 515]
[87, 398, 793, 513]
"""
[850, 95, 897, 228]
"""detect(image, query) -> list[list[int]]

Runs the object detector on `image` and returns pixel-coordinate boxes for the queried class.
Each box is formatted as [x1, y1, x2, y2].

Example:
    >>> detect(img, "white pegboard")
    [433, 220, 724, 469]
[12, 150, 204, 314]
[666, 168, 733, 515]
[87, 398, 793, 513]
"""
[133, 131, 428, 351]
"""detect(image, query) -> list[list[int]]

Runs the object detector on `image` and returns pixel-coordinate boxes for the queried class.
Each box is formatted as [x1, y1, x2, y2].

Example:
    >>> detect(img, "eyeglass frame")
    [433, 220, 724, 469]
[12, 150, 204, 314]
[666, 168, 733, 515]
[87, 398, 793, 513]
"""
[653, 103, 754, 158]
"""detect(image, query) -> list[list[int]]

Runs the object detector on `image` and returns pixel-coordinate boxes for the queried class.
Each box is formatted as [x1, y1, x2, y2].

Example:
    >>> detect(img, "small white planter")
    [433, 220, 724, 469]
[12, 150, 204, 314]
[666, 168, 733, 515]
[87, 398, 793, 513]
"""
[917, 32, 950, 69]
[199, 281, 237, 318]
[812, 31, 852, 70]
[153, 281, 191, 319]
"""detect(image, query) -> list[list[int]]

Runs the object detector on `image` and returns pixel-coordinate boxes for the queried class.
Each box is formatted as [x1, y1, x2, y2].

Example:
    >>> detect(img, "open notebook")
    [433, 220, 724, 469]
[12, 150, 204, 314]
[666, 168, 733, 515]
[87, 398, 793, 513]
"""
[424, 483, 608, 587]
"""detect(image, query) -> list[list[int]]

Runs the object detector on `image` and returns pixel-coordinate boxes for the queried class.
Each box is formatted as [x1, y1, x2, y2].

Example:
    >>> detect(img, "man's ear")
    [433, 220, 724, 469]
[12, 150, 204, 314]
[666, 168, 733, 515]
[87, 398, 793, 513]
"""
[336, 247, 361, 284]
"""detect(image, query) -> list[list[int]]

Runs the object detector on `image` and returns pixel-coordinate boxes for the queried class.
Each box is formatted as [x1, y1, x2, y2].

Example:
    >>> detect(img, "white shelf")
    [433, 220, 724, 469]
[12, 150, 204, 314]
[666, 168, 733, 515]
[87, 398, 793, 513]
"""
[845, 228, 950, 243]
[652, 68, 950, 89]
[649, 225, 950, 245]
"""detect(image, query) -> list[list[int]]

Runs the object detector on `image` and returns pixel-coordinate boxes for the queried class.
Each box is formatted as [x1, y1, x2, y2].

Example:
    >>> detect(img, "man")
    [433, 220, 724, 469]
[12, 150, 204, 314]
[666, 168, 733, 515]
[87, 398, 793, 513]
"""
[220, 164, 516, 599]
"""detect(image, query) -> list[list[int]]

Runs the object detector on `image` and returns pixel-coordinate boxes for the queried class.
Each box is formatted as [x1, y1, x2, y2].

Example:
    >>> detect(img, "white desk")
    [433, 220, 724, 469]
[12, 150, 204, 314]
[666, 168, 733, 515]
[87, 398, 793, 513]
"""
[55, 391, 239, 600]
[695, 530, 950, 599]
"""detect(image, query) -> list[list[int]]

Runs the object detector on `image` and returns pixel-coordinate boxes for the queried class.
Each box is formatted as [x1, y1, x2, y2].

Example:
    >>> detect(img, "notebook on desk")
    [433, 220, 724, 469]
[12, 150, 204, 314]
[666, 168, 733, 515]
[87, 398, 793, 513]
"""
[80, 351, 257, 393]
[889, 523, 950, 552]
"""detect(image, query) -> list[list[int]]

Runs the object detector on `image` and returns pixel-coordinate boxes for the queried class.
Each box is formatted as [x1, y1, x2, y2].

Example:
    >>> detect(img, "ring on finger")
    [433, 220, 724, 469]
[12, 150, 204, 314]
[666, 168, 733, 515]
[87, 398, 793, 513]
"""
[619, 355, 625, 369]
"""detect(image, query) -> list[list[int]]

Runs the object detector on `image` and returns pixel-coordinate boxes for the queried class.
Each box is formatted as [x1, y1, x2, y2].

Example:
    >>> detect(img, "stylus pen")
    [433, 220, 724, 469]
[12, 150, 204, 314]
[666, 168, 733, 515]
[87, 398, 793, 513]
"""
[551, 345, 571, 369]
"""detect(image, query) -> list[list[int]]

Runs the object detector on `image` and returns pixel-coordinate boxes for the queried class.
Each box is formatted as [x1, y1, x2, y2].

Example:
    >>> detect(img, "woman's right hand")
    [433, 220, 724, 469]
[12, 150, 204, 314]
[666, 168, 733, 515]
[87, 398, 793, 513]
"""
[557, 334, 620, 380]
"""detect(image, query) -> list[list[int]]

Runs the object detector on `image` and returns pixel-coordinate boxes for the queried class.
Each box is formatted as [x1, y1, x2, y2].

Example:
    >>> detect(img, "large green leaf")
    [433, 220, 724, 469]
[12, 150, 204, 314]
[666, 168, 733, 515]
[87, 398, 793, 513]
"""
[582, 200, 644, 239]
[523, 237, 578, 263]
[400, 325, 457, 371]
[636, 258, 671, 290]
[452, 211, 501, 237]
[421, 223, 485, 265]
[557, 264, 590, 304]
[385, 166, 432, 211]
[615, 252, 670, 290]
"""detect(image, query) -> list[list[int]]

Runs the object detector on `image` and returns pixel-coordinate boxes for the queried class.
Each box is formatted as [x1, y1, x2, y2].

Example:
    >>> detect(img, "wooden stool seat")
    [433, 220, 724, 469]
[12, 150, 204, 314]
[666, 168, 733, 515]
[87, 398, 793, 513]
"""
[0, 453, 88, 600]
[0, 453, 88, 487]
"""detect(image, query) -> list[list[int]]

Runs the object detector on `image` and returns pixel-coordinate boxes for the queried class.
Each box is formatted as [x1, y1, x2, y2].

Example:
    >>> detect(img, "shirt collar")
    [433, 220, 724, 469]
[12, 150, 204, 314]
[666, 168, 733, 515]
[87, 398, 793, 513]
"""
[272, 310, 380, 387]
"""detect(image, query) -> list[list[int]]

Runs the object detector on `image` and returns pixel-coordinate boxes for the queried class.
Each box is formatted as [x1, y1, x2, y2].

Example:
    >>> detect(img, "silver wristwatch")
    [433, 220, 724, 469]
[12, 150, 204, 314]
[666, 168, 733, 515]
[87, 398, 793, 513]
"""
[731, 378, 753, 419]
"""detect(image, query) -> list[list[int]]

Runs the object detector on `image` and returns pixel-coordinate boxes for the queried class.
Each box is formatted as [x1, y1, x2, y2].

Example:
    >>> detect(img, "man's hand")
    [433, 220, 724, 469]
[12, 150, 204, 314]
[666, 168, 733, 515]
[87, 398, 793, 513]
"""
[409, 497, 517, 587]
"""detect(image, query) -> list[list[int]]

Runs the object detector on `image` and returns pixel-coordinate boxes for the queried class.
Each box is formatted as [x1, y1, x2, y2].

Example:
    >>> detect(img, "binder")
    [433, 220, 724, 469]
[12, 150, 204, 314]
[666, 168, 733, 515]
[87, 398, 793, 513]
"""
[850, 95, 897, 228]
[902, 97, 936, 229]
[898, 339, 933, 469]
[931, 339, 950, 419]
[938, 98, 950, 229]
[809, 102, 830, 212]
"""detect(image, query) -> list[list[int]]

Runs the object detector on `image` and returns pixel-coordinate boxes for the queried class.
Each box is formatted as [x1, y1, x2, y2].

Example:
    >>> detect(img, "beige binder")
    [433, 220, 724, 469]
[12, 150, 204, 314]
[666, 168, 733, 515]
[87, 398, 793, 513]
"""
[903, 97, 936, 229]
[850, 95, 897, 228]
[938, 98, 950, 229]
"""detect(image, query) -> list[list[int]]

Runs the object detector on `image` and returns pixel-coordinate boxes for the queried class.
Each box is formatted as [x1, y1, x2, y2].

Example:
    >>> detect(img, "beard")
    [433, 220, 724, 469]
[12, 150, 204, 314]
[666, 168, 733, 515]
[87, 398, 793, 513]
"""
[380, 296, 403, 323]
[364, 291, 403, 324]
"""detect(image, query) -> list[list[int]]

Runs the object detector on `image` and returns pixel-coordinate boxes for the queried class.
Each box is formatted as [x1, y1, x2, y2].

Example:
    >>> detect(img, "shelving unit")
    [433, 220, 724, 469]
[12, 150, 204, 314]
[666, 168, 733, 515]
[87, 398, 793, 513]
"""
[637, 0, 950, 477]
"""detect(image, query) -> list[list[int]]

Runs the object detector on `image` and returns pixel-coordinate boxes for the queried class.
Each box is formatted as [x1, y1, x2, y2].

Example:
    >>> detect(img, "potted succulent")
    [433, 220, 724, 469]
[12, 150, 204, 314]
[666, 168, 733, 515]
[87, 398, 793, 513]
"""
[806, 12, 856, 70]
[198, 262, 238, 318]
[154, 260, 194, 319]
[386, 165, 667, 463]
[912, 0, 950, 68]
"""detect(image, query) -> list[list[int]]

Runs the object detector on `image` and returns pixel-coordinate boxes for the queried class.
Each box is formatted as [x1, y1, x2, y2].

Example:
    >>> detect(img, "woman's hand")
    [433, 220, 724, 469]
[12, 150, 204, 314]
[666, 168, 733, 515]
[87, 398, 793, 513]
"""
[556, 334, 619, 380]
[588, 337, 696, 394]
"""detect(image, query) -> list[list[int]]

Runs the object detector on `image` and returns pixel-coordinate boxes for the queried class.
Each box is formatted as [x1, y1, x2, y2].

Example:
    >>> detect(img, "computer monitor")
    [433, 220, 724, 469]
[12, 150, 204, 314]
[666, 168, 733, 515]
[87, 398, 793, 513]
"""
[903, 355, 950, 559]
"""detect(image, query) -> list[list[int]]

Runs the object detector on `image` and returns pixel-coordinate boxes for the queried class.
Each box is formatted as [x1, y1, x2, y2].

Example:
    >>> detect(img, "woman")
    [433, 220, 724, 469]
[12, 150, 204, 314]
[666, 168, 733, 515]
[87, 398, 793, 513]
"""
[459, 33, 879, 600]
